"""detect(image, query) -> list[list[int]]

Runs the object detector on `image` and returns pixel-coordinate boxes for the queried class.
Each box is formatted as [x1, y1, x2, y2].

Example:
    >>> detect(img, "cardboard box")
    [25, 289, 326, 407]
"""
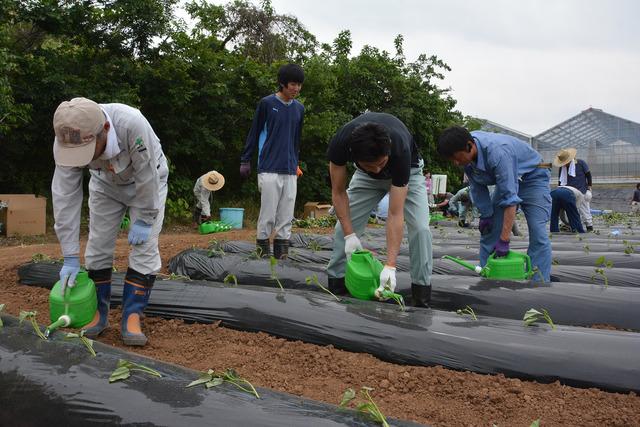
[303, 202, 332, 219]
[0, 194, 47, 236]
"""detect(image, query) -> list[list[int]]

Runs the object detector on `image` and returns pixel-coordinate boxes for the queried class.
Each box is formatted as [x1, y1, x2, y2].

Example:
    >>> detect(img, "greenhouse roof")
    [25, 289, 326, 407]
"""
[480, 120, 531, 143]
[533, 108, 640, 151]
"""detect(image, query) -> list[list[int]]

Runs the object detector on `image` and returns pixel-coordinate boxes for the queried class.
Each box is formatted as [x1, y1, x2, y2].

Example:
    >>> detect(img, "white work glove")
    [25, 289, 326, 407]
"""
[585, 189, 592, 202]
[344, 233, 363, 261]
[59, 255, 80, 296]
[375, 265, 397, 300]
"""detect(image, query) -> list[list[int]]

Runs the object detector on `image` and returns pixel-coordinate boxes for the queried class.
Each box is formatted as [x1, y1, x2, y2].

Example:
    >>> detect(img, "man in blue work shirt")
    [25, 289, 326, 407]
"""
[240, 63, 305, 259]
[437, 126, 552, 282]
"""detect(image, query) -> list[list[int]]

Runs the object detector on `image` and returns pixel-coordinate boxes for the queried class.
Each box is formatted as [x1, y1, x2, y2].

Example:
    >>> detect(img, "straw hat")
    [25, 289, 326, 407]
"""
[553, 148, 577, 167]
[202, 170, 225, 191]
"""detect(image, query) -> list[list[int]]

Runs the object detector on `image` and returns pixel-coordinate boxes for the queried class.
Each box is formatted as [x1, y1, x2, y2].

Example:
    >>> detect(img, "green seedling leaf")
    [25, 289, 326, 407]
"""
[340, 388, 356, 407]
[223, 274, 238, 286]
[109, 359, 162, 383]
[306, 274, 341, 302]
[523, 308, 556, 330]
[205, 377, 224, 388]
[595, 255, 605, 265]
[187, 368, 259, 398]
[456, 305, 478, 321]
[269, 256, 284, 290]
[530, 419, 540, 427]
[19, 310, 46, 340]
[65, 331, 96, 357]
[340, 387, 389, 427]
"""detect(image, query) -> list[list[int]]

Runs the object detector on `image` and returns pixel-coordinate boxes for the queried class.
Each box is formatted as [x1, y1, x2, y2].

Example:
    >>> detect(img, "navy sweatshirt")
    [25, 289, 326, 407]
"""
[240, 94, 304, 175]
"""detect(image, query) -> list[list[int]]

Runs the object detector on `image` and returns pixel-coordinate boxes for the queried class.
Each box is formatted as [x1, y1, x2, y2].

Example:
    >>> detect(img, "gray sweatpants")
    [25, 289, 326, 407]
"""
[257, 173, 297, 240]
[327, 162, 433, 286]
[85, 169, 168, 275]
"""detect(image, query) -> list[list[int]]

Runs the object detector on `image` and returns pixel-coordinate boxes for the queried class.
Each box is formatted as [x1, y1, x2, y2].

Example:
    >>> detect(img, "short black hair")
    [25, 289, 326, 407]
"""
[348, 122, 391, 162]
[437, 126, 473, 158]
[278, 63, 304, 88]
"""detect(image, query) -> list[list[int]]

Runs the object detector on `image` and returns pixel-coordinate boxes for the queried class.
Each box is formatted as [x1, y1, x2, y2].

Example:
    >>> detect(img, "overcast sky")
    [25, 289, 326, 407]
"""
[237, 0, 639, 135]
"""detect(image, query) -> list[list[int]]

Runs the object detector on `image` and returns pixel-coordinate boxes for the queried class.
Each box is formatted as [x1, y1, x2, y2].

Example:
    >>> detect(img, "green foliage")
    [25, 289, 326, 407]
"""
[109, 359, 162, 383]
[269, 256, 284, 290]
[305, 273, 340, 301]
[187, 368, 260, 398]
[1, 0, 462, 212]
[456, 305, 477, 321]
[340, 387, 389, 427]
[19, 310, 47, 340]
[523, 308, 556, 330]
[293, 216, 337, 228]
[65, 330, 96, 357]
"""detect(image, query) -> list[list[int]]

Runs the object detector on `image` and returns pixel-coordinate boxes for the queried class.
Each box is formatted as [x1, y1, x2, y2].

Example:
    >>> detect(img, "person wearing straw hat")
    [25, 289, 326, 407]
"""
[192, 171, 225, 224]
[437, 126, 552, 282]
[553, 148, 593, 231]
[51, 97, 168, 346]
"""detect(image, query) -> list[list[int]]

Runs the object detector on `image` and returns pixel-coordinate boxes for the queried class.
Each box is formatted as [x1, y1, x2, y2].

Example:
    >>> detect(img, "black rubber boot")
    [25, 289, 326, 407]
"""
[273, 239, 289, 260]
[586, 225, 594, 232]
[411, 283, 431, 308]
[256, 239, 270, 258]
[328, 277, 349, 296]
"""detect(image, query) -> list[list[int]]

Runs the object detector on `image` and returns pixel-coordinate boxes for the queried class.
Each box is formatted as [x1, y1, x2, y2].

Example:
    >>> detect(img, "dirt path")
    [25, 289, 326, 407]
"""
[1, 228, 638, 427]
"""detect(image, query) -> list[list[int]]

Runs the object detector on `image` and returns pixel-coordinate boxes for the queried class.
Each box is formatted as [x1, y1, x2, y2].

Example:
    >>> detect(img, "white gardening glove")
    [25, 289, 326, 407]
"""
[344, 233, 363, 261]
[585, 189, 592, 202]
[375, 265, 396, 300]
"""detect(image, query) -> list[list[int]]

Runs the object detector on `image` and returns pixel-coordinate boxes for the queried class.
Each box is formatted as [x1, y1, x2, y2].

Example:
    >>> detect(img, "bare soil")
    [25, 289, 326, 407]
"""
[1, 226, 639, 427]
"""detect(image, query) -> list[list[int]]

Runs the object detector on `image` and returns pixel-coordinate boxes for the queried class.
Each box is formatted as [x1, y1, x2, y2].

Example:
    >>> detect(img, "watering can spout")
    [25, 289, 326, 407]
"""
[443, 255, 485, 276]
[45, 314, 71, 338]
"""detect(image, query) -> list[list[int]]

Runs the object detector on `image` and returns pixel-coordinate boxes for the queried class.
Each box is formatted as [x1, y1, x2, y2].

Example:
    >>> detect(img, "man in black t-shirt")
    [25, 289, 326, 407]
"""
[326, 112, 433, 307]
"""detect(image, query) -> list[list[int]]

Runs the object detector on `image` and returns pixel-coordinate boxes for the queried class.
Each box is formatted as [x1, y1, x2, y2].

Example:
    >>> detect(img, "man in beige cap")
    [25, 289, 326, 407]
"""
[553, 148, 593, 231]
[192, 170, 225, 224]
[52, 97, 168, 346]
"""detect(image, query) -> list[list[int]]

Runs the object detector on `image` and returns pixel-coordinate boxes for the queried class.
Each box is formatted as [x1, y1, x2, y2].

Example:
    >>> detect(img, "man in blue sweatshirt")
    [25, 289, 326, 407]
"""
[438, 126, 552, 282]
[240, 64, 305, 259]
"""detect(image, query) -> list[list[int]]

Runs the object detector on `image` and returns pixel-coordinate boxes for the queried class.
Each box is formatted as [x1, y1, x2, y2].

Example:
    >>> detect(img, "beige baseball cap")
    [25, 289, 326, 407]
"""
[53, 97, 105, 167]
[202, 170, 225, 191]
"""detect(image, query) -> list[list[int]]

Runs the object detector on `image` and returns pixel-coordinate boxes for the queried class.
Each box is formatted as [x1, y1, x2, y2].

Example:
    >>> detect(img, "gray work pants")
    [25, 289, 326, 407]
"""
[85, 169, 168, 275]
[327, 162, 433, 286]
[257, 173, 297, 240]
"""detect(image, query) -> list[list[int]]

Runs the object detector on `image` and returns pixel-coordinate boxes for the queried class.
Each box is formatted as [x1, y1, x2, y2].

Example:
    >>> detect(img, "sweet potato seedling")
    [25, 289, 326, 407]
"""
[523, 308, 556, 330]
[187, 368, 260, 398]
[591, 256, 613, 287]
[340, 387, 389, 427]
[305, 274, 340, 301]
[530, 419, 540, 427]
[109, 359, 162, 383]
[65, 330, 96, 357]
[456, 305, 477, 321]
[19, 310, 47, 340]
[223, 274, 238, 286]
[269, 256, 284, 290]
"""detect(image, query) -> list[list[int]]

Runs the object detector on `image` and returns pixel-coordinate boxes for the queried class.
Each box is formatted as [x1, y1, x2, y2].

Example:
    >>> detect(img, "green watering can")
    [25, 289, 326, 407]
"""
[443, 250, 533, 280]
[46, 270, 97, 337]
[199, 220, 232, 235]
[345, 250, 404, 301]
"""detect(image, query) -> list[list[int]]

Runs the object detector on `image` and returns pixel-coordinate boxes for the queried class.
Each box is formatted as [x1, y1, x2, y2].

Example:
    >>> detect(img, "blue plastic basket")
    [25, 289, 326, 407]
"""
[219, 208, 244, 229]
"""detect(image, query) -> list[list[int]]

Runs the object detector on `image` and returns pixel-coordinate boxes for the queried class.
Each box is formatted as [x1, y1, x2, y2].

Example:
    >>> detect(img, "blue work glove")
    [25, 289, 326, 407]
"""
[493, 239, 510, 257]
[59, 256, 80, 296]
[239, 162, 251, 179]
[128, 220, 152, 245]
[344, 233, 363, 261]
[375, 265, 397, 300]
[478, 217, 493, 236]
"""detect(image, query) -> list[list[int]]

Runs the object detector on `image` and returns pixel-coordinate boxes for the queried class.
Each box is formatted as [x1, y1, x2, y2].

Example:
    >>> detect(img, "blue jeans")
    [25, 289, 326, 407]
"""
[480, 168, 552, 282]
[551, 188, 585, 233]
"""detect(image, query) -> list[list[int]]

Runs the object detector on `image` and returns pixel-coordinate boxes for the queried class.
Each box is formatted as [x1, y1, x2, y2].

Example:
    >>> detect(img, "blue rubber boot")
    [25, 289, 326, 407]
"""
[121, 267, 154, 346]
[83, 268, 112, 338]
